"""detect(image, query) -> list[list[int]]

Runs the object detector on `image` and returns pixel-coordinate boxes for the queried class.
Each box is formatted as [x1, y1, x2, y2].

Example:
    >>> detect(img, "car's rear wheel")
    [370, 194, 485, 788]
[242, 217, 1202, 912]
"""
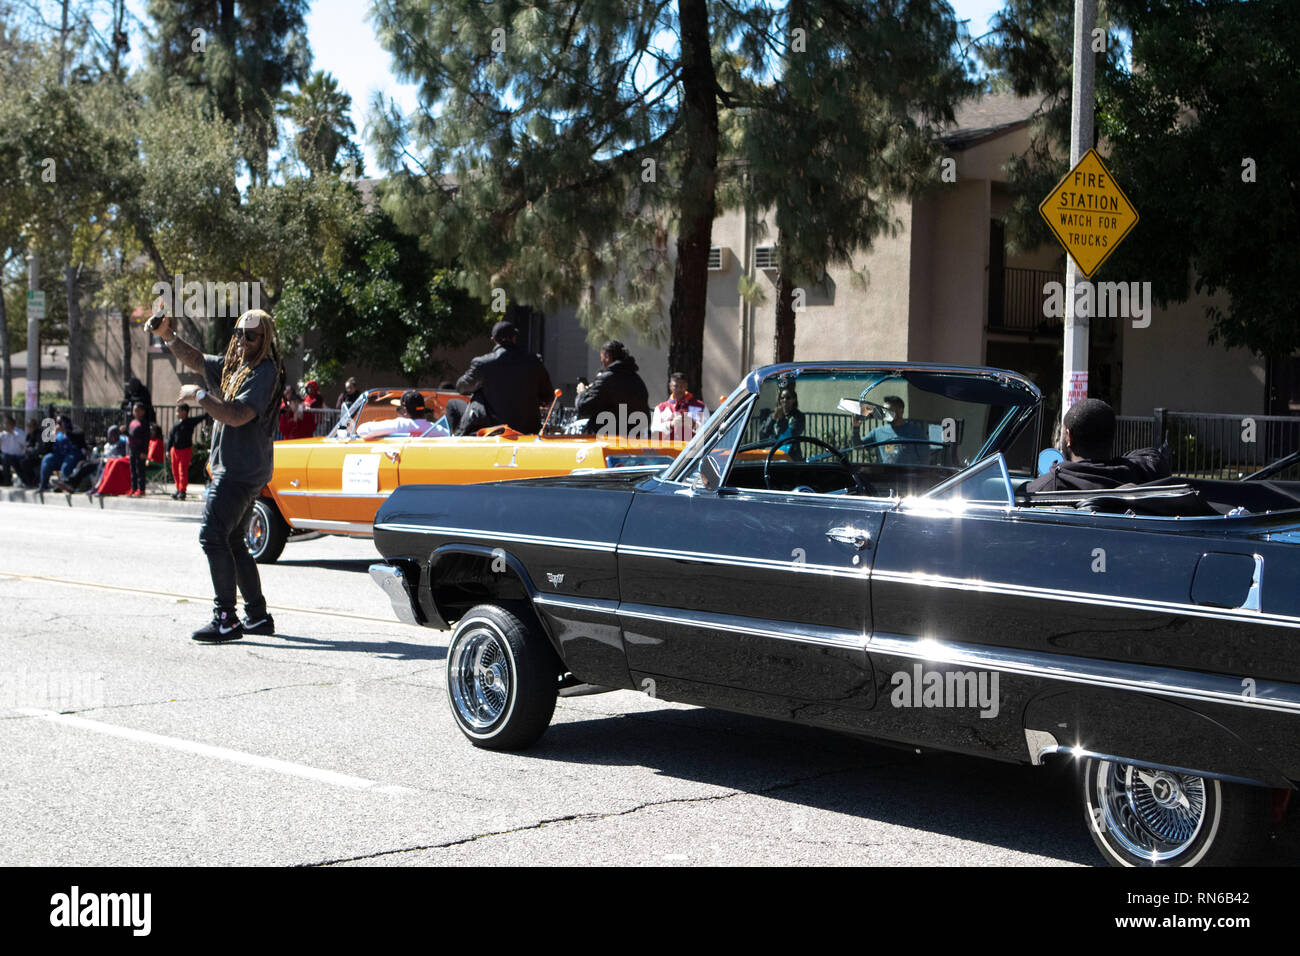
[446, 603, 561, 750]
[1081, 757, 1270, 866]
[245, 497, 289, 564]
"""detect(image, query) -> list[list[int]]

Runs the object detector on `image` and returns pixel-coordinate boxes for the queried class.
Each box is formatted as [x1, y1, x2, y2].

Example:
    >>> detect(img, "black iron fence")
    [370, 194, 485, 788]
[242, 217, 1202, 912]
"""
[1118, 410, 1300, 480]
[2, 403, 342, 444]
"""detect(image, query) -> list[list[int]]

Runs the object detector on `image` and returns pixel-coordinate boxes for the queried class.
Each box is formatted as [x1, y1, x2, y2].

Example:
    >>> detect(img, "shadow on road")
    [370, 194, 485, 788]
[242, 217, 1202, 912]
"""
[242, 631, 447, 662]
[501, 703, 1300, 866]
[271, 559, 376, 574]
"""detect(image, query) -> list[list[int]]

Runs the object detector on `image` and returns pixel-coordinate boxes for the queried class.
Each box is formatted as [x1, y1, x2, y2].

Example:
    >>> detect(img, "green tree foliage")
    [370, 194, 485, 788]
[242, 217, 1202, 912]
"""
[983, 0, 1300, 358]
[145, 0, 312, 182]
[278, 70, 364, 177]
[368, 0, 774, 391]
[733, 0, 974, 361]
[277, 212, 488, 384]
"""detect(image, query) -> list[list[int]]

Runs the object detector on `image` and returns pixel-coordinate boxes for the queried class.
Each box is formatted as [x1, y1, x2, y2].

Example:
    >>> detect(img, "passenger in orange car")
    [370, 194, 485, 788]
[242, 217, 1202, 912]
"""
[357, 390, 447, 439]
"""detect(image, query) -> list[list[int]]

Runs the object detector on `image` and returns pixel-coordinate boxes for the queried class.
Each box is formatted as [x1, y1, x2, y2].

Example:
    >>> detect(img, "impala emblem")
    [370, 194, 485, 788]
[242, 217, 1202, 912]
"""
[546, 572, 565, 586]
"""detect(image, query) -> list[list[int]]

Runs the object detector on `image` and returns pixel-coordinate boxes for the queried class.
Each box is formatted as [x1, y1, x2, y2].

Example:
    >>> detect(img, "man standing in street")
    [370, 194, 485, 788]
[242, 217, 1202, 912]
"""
[455, 320, 554, 434]
[148, 308, 284, 642]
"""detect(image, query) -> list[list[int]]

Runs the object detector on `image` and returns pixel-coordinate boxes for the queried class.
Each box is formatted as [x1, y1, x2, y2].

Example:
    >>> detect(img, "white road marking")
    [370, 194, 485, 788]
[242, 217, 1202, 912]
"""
[18, 708, 419, 795]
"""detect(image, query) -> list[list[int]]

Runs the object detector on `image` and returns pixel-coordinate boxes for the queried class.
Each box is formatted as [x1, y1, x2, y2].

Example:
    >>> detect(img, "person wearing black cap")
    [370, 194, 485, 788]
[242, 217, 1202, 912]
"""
[574, 340, 651, 436]
[454, 320, 555, 434]
[1025, 398, 1170, 492]
[357, 389, 443, 438]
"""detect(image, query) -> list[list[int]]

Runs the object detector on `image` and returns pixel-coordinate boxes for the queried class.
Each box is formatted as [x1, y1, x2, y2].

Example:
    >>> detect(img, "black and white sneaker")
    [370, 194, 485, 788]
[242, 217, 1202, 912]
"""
[241, 613, 275, 636]
[192, 609, 244, 643]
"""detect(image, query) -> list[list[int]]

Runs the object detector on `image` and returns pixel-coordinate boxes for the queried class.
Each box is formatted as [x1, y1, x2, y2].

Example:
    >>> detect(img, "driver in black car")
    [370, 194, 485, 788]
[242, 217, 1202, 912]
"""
[856, 395, 929, 465]
[1026, 398, 1170, 492]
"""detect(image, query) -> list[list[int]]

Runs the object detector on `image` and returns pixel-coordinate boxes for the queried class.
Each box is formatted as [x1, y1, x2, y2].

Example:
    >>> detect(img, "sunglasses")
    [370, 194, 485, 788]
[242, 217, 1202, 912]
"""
[234, 328, 262, 342]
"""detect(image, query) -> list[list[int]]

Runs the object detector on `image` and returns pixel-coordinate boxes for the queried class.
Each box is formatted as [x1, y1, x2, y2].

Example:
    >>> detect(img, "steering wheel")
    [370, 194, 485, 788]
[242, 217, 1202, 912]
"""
[763, 436, 874, 494]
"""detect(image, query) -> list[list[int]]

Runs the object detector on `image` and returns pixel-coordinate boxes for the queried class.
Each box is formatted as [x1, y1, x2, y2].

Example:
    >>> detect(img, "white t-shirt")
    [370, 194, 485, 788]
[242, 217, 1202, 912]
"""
[0, 427, 25, 456]
[357, 416, 447, 439]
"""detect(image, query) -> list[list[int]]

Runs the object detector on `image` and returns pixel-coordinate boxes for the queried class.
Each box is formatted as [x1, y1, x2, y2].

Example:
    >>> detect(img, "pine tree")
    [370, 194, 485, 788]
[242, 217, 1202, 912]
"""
[145, 0, 312, 183]
[734, 0, 974, 362]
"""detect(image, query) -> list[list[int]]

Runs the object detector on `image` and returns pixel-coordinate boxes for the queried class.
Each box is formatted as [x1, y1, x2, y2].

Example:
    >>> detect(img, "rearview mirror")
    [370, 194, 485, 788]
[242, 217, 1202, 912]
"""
[837, 398, 890, 420]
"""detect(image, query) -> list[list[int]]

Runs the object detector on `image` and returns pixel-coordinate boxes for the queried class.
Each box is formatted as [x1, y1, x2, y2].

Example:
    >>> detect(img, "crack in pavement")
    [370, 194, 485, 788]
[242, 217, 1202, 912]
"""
[301, 762, 899, 866]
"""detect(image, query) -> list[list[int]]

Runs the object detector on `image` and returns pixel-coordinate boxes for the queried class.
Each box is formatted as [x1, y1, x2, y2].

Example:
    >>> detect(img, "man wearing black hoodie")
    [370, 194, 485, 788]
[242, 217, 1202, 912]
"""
[574, 340, 651, 437]
[1026, 398, 1170, 492]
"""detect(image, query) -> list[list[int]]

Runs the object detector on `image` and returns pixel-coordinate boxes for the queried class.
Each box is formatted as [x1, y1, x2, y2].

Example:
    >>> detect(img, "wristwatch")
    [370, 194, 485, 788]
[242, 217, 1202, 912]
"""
[195, 388, 207, 402]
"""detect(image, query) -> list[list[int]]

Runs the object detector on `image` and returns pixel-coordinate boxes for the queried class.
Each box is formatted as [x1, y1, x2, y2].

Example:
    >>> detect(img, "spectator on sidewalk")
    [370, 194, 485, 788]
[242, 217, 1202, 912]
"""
[147, 423, 165, 464]
[167, 403, 204, 500]
[278, 390, 316, 440]
[38, 415, 85, 492]
[122, 376, 155, 424]
[126, 402, 149, 497]
[335, 376, 361, 409]
[651, 372, 709, 442]
[303, 380, 324, 410]
[1, 416, 26, 487]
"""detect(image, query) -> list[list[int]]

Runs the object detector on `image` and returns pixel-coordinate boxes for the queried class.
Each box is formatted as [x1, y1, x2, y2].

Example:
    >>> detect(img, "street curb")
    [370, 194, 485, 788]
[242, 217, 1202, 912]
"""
[1, 486, 206, 518]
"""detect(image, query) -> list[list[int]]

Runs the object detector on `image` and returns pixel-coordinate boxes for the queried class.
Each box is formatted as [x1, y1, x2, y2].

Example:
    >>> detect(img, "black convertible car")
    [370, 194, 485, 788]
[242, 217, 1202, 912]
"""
[370, 362, 1300, 867]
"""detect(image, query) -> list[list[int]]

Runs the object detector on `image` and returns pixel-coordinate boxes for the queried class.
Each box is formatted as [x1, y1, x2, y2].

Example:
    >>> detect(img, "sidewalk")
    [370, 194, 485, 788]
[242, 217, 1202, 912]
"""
[1, 484, 207, 518]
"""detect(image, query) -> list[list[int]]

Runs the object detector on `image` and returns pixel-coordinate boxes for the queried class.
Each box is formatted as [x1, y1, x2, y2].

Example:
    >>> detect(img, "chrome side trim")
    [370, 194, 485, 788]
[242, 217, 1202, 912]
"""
[277, 490, 392, 498]
[870, 567, 1300, 630]
[293, 519, 373, 533]
[616, 543, 867, 579]
[372, 523, 618, 553]
[871, 632, 1300, 715]
[618, 602, 868, 650]
[532, 594, 619, 615]
[1031, 742, 1272, 788]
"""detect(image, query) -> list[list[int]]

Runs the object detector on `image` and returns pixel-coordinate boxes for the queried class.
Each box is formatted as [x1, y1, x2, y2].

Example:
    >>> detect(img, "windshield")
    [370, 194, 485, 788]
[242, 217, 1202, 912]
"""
[666, 366, 1037, 498]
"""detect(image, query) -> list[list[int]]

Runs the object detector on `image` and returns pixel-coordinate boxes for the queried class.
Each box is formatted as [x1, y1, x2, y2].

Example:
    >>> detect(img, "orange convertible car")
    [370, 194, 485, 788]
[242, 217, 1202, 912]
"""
[245, 387, 686, 562]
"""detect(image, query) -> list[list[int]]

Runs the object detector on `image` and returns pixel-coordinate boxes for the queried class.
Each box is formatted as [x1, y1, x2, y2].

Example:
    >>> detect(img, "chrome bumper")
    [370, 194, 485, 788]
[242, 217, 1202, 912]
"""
[368, 562, 420, 625]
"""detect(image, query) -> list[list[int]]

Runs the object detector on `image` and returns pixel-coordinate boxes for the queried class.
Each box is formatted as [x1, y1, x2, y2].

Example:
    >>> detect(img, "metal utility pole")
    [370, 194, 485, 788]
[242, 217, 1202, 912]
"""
[26, 245, 40, 422]
[1061, 0, 1096, 427]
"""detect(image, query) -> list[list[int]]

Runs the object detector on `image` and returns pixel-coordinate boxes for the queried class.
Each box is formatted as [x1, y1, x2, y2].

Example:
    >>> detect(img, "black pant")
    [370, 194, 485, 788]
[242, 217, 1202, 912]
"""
[199, 477, 266, 616]
[128, 450, 146, 492]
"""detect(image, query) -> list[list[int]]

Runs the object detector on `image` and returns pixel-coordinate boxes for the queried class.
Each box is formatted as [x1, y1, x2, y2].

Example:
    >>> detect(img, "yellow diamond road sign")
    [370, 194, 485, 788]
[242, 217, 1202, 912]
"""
[1038, 148, 1138, 278]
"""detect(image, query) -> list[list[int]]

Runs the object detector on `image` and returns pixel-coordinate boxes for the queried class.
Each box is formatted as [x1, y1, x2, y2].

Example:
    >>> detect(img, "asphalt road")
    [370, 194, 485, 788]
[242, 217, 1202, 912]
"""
[1, 501, 1293, 867]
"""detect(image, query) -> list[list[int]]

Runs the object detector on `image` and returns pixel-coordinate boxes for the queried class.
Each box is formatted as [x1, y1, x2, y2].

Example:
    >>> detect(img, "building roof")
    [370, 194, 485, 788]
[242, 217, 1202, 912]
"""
[940, 92, 1042, 150]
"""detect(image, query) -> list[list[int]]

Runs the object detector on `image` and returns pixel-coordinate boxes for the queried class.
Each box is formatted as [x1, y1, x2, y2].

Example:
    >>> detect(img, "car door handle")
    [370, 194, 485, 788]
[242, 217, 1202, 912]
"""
[383, 450, 400, 463]
[826, 526, 872, 549]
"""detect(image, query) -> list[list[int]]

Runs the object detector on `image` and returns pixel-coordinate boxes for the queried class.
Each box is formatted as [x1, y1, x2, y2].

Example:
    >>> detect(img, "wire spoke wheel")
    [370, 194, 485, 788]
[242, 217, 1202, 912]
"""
[449, 626, 513, 731]
[1096, 762, 1208, 862]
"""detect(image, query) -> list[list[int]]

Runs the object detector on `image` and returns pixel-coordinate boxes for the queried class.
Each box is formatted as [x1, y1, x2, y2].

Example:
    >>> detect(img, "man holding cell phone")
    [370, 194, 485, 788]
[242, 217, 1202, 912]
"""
[147, 305, 285, 642]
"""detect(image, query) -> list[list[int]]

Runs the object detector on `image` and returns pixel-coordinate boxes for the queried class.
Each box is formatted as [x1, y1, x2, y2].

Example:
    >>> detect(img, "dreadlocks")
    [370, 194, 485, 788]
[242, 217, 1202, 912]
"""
[219, 309, 284, 424]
